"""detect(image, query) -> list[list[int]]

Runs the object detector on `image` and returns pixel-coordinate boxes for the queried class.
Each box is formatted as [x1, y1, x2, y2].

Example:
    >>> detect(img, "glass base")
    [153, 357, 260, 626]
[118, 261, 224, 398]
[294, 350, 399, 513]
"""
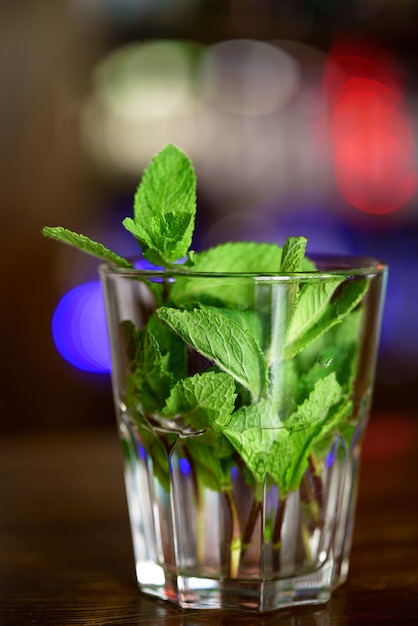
[136, 558, 337, 612]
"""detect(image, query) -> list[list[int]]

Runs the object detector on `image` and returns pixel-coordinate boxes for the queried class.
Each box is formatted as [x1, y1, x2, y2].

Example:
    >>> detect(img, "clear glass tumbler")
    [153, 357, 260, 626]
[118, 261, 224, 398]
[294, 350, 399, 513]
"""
[99, 255, 387, 612]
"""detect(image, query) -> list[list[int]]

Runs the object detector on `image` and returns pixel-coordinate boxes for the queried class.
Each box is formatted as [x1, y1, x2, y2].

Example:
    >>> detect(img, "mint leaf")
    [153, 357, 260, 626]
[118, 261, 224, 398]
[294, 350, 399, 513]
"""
[42, 226, 132, 268]
[223, 398, 284, 485]
[147, 314, 188, 382]
[134, 316, 187, 412]
[163, 371, 236, 432]
[298, 343, 357, 398]
[279, 235, 307, 322]
[311, 398, 353, 458]
[285, 372, 342, 431]
[268, 236, 308, 406]
[281, 372, 343, 491]
[163, 372, 237, 492]
[197, 305, 265, 349]
[192, 241, 316, 273]
[285, 277, 345, 349]
[156, 305, 269, 399]
[193, 242, 284, 273]
[184, 438, 234, 492]
[136, 329, 174, 413]
[170, 241, 316, 308]
[279, 236, 307, 273]
[123, 144, 196, 267]
[284, 277, 367, 358]
[170, 242, 284, 309]
[223, 373, 343, 493]
[269, 236, 308, 364]
[296, 309, 364, 400]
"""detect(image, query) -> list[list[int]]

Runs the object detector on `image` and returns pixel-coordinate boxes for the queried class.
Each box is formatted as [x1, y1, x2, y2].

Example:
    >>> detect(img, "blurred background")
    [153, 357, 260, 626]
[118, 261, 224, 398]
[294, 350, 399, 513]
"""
[2, 0, 417, 433]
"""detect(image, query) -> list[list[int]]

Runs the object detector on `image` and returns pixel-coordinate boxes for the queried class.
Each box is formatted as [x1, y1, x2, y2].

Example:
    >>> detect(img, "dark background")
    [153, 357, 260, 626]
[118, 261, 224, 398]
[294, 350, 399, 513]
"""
[1, 1, 418, 433]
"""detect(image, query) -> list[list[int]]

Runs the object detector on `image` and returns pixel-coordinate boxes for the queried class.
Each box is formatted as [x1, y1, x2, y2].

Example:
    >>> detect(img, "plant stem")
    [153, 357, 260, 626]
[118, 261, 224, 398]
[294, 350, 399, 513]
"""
[195, 484, 206, 566]
[241, 499, 262, 556]
[182, 446, 206, 565]
[300, 474, 322, 530]
[162, 276, 171, 304]
[308, 453, 323, 509]
[272, 497, 287, 572]
[224, 490, 242, 579]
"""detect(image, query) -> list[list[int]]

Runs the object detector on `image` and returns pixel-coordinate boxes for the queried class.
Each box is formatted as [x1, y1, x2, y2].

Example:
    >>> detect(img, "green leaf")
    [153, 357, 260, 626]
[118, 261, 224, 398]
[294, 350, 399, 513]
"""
[197, 304, 265, 349]
[156, 305, 269, 399]
[268, 236, 309, 403]
[285, 278, 345, 348]
[184, 438, 234, 492]
[285, 277, 368, 358]
[170, 241, 315, 309]
[162, 371, 237, 432]
[285, 372, 342, 431]
[279, 235, 308, 324]
[279, 236, 307, 273]
[296, 309, 364, 401]
[163, 371, 237, 492]
[223, 398, 285, 485]
[192, 241, 316, 273]
[223, 373, 343, 493]
[269, 236, 309, 366]
[147, 314, 188, 382]
[129, 315, 187, 413]
[312, 398, 353, 458]
[42, 226, 132, 268]
[124, 144, 196, 267]
[193, 242, 284, 273]
[280, 373, 343, 491]
[269, 357, 299, 418]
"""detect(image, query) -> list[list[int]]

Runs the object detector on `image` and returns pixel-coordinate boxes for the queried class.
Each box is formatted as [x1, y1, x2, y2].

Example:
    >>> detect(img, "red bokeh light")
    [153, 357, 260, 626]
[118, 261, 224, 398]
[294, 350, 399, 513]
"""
[323, 41, 417, 215]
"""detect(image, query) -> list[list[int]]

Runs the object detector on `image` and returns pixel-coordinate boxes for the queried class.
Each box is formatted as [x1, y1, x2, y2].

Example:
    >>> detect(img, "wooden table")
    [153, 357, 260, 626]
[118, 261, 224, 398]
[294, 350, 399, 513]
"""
[1, 413, 417, 625]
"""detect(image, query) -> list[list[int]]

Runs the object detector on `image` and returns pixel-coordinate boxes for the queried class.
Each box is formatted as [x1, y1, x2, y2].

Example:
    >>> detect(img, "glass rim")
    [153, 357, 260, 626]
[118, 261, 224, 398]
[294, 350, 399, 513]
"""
[99, 253, 387, 280]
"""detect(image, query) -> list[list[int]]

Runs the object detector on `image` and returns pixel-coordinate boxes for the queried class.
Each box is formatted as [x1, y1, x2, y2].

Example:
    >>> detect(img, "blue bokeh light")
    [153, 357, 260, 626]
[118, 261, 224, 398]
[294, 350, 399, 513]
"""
[179, 457, 191, 475]
[138, 444, 147, 461]
[52, 282, 111, 373]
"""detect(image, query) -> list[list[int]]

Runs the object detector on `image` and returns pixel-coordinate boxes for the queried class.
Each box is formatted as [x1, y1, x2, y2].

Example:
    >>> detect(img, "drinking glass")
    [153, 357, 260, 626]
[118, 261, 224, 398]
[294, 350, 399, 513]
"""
[99, 255, 387, 612]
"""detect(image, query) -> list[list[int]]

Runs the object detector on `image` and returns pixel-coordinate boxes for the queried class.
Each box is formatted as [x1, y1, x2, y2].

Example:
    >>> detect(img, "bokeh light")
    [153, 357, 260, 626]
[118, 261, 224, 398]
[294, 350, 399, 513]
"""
[82, 40, 202, 173]
[197, 39, 300, 115]
[52, 282, 111, 373]
[323, 41, 417, 214]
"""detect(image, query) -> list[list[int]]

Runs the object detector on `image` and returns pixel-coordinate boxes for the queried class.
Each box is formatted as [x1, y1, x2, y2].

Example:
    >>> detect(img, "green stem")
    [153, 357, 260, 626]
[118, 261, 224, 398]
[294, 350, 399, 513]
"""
[182, 446, 206, 564]
[224, 490, 242, 579]
[272, 497, 287, 572]
[308, 452, 323, 509]
[162, 276, 171, 303]
[300, 474, 322, 528]
[241, 499, 262, 557]
[195, 483, 206, 565]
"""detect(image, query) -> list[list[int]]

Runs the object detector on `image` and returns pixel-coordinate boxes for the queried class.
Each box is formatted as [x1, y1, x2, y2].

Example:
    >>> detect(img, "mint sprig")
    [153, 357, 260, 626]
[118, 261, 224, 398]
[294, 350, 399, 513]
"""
[41, 226, 133, 268]
[42, 143, 196, 270]
[156, 305, 269, 400]
[43, 143, 371, 579]
[123, 143, 197, 268]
